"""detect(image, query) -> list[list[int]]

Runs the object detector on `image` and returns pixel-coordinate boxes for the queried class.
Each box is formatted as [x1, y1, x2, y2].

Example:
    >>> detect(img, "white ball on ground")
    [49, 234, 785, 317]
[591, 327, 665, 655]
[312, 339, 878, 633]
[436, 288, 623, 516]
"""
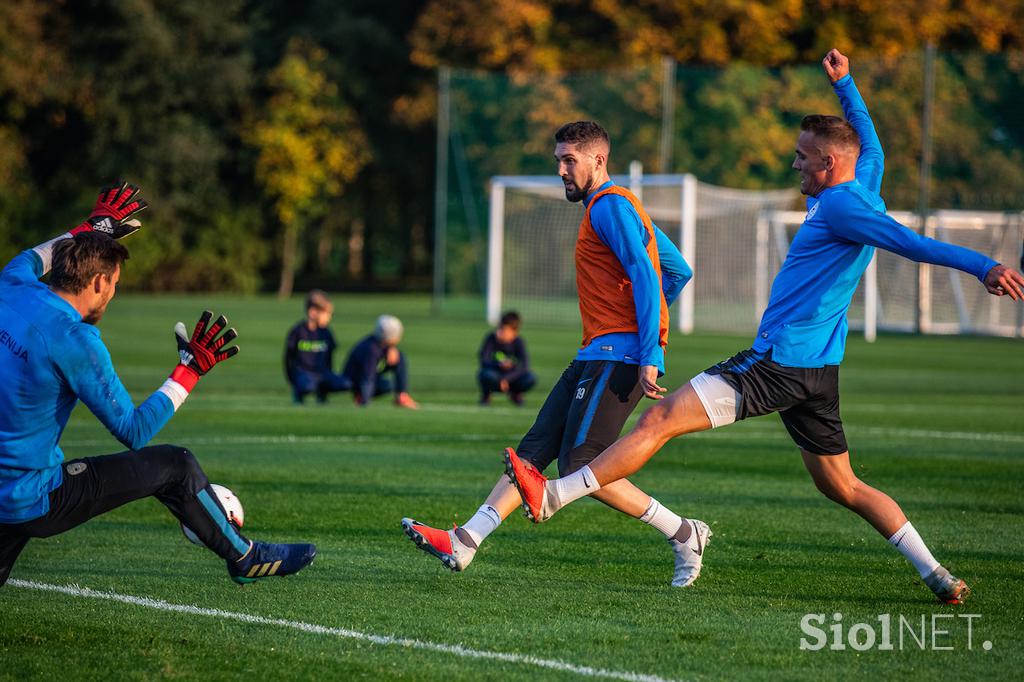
[181, 483, 245, 545]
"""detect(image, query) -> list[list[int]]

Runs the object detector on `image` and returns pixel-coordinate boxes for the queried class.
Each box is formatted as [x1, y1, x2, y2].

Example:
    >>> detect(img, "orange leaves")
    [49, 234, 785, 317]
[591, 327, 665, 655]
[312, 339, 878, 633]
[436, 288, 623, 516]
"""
[409, 0, 1023, 72]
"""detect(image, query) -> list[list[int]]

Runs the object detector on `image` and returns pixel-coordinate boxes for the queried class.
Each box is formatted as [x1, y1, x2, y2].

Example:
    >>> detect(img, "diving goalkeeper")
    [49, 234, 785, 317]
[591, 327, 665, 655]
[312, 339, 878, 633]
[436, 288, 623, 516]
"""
[0, 182, 316, 586]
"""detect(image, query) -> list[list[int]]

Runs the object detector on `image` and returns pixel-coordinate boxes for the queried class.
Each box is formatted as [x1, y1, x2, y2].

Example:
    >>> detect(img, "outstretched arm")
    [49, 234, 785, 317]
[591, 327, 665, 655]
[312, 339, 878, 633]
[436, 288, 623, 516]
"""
[2, 181, 147, 286]
[825, 193, 1024, 299]
[62, 310, 239, 450]
[823, 49, 884, 195]
[59, 327, 177, 451]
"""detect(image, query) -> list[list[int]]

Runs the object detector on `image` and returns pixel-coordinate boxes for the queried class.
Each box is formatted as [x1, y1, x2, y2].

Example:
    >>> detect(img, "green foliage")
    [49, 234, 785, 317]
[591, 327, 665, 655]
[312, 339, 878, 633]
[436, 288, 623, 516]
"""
[189, 208, 271, 293]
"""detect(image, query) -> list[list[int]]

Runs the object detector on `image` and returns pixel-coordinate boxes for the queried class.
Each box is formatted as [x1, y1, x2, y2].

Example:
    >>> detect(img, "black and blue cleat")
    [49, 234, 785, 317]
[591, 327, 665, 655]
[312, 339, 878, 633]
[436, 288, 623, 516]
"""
[228, 541, 317, 585]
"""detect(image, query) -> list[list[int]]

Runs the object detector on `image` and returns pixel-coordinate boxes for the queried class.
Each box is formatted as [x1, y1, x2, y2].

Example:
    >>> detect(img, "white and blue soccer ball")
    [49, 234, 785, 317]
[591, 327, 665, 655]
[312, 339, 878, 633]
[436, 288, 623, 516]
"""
[181, 483, 245, 545]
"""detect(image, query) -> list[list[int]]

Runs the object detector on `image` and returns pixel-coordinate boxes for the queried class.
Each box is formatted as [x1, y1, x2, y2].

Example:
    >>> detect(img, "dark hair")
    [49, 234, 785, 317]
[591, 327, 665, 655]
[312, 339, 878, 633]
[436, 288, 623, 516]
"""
[499, 310, 521, 329]
[554, 121, 610, 153]
[800, 115, 860, 154]
[305, 289, 333, 312]
[50, 232, 129, 294]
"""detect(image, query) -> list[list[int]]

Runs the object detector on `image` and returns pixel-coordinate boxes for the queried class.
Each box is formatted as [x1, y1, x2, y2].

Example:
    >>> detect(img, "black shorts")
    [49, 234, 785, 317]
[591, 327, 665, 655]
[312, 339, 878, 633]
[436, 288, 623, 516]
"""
[0, 445, 250, 586]
[704, 348, 848, 455]
[517, 360, 644, 476]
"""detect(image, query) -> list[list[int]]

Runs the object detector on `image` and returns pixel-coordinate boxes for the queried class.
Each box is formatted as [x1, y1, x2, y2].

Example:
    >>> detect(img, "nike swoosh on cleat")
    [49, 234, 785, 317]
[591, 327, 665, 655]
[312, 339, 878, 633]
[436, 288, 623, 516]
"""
[692, 521, 703, 556]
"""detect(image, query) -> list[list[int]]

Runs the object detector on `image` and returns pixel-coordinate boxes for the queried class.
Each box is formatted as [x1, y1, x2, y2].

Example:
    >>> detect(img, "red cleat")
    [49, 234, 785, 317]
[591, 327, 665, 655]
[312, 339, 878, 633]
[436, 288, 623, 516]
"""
[401, 518, 474, 571]
[503, 447, 550, 523]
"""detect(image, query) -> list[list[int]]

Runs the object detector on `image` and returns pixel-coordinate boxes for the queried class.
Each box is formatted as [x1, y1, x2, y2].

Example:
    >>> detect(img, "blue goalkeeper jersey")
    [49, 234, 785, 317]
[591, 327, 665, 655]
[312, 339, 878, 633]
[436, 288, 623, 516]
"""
[753, 75, 997, 367]
[0, 249, 175, 522]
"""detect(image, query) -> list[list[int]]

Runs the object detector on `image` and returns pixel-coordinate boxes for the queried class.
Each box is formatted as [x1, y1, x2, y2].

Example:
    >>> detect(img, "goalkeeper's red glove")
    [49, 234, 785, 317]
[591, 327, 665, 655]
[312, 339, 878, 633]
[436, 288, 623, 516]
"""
[69, 180, 148, 239]
[169, 311, 240, 392]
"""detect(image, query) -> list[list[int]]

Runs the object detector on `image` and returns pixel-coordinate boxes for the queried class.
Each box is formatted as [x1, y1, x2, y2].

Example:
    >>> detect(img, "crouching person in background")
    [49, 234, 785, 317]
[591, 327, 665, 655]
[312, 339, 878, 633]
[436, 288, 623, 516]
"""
[478, 311, 536, 406]
[284, 289, 352, 404]
[342, 314, 419, 409]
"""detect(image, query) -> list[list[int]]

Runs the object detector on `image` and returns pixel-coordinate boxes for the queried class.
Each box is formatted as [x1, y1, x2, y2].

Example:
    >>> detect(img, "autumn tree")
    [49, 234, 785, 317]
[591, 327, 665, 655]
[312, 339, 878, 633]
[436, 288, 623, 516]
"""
[410, 0, 1024, 71]
[245, 38, 371, 297]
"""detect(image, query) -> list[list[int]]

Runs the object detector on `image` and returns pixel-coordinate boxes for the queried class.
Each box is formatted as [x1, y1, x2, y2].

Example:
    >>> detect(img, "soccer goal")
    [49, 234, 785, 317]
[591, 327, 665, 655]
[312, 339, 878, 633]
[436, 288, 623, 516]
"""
[486, 171, 799, 334]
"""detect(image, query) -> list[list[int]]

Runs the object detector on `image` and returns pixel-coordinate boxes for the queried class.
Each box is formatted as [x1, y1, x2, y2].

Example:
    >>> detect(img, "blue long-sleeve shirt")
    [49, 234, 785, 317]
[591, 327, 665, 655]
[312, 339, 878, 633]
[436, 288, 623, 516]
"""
[0, 249, 176, 522]
[576, 181, 693, 373]
[754, 75, 997, 367]
[284, 321, 337, 378]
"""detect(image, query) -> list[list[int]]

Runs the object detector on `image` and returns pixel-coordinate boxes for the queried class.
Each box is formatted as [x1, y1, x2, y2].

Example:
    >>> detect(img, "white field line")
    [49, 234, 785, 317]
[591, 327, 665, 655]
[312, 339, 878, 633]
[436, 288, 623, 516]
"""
[856, 426, 1024, 444]
[9, 579, 680, 682]
[58, 425, 1024, 450]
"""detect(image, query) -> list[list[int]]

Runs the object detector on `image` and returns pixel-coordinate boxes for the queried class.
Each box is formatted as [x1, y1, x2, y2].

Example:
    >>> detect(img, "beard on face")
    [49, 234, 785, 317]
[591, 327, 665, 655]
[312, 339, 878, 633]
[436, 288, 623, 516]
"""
[82, 308, 104, 325]
[563, 173, 592, 203]
[83, 292, 114, 325]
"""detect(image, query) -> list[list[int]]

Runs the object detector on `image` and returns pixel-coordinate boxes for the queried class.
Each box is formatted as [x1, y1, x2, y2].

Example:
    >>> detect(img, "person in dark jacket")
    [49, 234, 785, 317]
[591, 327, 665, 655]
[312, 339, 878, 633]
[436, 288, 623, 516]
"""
[284, 290, 351, 404]
[478, 311, 536, 406]
[341, 314, 418, 409]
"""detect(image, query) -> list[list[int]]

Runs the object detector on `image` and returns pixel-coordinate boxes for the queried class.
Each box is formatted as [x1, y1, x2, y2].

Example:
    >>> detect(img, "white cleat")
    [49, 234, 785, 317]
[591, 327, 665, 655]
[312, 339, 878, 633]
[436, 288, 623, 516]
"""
[669, 519, 712, 587]
[923, 565, 971, 604]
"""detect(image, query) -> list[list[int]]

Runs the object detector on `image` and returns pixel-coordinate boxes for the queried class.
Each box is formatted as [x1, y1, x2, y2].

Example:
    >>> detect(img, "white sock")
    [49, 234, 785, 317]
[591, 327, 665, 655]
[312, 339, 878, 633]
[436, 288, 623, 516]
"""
[461, 504, 502, 547]
[548, 465, 601, 512]
[639, 498, 684, 540]
[888, 521, 940, 578]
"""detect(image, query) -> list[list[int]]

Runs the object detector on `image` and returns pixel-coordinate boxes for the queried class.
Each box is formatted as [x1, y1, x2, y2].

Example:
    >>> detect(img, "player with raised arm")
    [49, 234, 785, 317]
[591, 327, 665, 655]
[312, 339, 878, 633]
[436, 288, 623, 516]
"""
[402, 122, 706, 586]
[505, 51, 1024, 603]
[0, 182, 316, 587]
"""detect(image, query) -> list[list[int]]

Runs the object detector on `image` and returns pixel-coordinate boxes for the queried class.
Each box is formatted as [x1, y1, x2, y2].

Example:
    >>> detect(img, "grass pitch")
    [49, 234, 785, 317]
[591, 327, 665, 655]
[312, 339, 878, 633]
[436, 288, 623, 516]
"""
[1, 294, 1021, 681]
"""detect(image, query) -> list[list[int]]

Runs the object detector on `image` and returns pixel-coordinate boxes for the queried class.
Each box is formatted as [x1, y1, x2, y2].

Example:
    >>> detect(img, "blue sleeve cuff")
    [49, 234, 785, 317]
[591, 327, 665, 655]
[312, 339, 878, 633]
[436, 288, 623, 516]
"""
[977, 258, 999, 282]
[639, 345, 664, 370]
[832, 74, 853, 89]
